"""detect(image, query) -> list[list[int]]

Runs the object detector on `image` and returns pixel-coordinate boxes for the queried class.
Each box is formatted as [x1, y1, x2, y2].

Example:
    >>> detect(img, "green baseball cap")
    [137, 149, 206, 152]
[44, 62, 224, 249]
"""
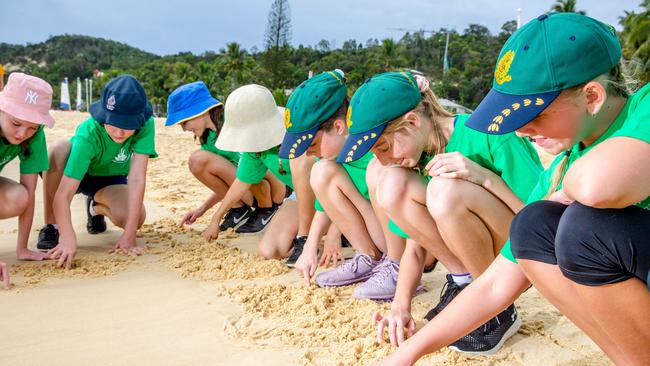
[336, 71, 421, 163]
[279, 69, 348, 159]
[466, 12, 622, 135]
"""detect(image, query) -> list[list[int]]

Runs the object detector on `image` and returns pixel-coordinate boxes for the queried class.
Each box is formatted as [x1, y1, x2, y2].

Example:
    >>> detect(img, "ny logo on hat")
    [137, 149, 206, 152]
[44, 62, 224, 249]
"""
[25, 90, 39, 105]
[106, 95, 116, 111]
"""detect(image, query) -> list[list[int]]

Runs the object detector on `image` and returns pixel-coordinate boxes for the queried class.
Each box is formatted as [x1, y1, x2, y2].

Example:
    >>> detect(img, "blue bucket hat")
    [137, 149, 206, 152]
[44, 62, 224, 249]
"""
[90, 75, 153, 130]
[165, 81, 222, 127]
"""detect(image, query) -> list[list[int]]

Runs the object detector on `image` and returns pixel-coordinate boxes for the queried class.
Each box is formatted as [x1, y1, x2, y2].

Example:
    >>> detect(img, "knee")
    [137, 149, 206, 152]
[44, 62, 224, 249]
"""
[8, 185, 30, 215]
[309, 159, 339, 192]
[365, 157, 382, 192]
[375, 168, 409, 211]
[188, 150, 209, 176]
[554, 203, 605, 275]
[256, 242, 277, 259]
[425, 177, 464, 219]
[509, 200, 562, 252]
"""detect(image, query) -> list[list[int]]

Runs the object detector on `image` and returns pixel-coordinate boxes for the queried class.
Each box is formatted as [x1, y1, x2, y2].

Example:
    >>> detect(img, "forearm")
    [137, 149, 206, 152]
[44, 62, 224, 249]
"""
[211, 179, 251, 224]
[394, 257, 529, 364]
[53, 190, 77, 243]
[122, 176, 146, 237]
[483, 174, 525, 213]
[200, 192, 222, 211]
[303, 211, 332, 254]
[392, 241, 425, 312]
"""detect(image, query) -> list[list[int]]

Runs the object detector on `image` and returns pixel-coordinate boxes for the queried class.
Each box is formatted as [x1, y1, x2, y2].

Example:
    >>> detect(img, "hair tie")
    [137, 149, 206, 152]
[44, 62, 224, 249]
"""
[414, 75, 430, 93]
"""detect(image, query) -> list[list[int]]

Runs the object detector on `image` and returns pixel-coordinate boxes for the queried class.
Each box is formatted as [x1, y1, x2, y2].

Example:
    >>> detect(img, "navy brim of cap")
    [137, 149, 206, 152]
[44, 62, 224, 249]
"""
[164, 97, 221, 127]
[465, 88, 561, 135]
[278, 125, 320, 159]
[90, 100, 153, 130]
[336, 124, 386, 164]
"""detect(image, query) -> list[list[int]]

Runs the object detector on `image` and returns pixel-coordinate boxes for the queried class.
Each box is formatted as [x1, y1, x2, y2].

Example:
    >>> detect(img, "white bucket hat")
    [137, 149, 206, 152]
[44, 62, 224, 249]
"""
[215, 84, 285, 153]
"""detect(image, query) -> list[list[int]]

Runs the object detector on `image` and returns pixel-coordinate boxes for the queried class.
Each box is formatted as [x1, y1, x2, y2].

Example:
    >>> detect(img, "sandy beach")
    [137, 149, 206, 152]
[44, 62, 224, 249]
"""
[0, 111, 611, 366]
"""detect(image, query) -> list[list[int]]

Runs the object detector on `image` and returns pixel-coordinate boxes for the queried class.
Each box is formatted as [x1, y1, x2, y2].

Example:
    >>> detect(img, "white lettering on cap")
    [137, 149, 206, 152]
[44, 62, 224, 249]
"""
[25, 90, 38, 105]
[106, 95, 116, 111]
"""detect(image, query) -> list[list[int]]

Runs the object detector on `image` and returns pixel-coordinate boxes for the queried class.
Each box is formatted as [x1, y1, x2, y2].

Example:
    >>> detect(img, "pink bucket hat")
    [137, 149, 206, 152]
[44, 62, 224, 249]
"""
[0, 73, 55, 128]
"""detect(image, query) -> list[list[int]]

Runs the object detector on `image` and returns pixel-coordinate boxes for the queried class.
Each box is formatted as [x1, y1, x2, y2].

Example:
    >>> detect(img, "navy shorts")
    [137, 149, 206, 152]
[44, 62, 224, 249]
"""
[510, 200, 650, 288]
[76, 174, 128, 198]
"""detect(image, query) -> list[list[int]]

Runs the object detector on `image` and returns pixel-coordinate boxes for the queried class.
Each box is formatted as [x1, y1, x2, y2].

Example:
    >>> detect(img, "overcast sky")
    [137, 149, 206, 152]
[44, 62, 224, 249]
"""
[1, 0, 642, 55]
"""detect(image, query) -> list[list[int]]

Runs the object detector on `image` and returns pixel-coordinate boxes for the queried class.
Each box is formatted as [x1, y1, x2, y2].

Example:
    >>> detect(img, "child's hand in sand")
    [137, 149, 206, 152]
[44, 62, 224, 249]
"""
[373, 305, 416, 347]
[203, 222, 220, 242]
[0, 261, 10, 289]
[319, 239, 342, 268]
[295, 251, 318, 286]
[48, 238, 77, 270]
[110, 234, 145, 255]
[180, 206, 206, 226]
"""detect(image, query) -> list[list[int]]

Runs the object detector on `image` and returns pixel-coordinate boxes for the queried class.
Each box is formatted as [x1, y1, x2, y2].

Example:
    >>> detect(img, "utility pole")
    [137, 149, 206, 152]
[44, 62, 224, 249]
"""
[517, 8, 523, 29]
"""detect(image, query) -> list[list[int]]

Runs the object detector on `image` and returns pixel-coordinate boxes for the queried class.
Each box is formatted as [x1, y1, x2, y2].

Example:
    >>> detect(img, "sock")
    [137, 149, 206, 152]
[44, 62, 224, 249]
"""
[451, 273, 473, 285]
[88, 201, 98, 217]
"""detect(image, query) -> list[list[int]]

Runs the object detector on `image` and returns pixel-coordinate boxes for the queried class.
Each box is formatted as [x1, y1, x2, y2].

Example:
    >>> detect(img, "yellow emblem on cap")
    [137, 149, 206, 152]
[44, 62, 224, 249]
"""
[284, 108, 292, 129]
[495, 50, 515, 85]
[346, 107, 353, 129]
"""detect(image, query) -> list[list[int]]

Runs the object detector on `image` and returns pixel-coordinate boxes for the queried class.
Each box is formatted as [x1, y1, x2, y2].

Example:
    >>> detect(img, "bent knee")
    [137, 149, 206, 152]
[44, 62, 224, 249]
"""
[375, 167, 410, 210]
[188, 150, 211, 175]
[426, 177, 467, 218]
[309, 159, 341, 191]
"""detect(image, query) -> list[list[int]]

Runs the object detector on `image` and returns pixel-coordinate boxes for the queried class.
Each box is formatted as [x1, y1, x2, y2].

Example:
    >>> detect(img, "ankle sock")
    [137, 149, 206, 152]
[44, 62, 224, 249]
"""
[451, 273, 472, 285]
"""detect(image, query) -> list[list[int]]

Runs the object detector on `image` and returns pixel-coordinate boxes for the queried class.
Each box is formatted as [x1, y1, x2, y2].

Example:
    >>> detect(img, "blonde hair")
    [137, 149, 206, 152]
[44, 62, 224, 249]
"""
[379, 88, 453, 170]
[544, 60, 639, 198]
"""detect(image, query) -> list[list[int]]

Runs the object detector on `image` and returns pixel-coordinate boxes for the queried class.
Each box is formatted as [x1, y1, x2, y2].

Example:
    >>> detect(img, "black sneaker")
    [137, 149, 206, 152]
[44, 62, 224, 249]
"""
[219, 205, 253, 231]
[235, 204, 279, 234]
[36, 224, 59, 251]
[86, 198, 107, 234]
[286, 236, 307, 267]
[448, 304, 521, 355]
[423, 274, 468, 322]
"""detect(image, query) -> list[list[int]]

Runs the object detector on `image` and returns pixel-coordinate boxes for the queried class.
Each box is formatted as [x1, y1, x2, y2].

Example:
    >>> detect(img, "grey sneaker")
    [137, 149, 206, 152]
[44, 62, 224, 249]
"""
[354, 258, 399, 300]
[315, 252, 382, 287]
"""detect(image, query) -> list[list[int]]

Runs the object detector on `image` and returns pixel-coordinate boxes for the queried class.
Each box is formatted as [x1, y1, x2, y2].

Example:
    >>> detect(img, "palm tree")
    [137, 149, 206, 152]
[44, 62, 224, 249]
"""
[379, 39, 406, 70]
[551, 0, 586, 14]
[221, 42, 249, 88]
[620, 1, 650, 80]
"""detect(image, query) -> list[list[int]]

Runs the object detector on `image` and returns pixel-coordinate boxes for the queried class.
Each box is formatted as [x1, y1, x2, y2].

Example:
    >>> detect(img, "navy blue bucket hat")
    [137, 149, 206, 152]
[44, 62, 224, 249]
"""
[165, 81, 221, 127]
[90, 75, 153, 130]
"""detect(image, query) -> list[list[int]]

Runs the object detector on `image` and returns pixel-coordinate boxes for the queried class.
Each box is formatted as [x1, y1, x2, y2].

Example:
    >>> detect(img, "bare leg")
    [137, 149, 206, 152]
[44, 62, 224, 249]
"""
[290, 154, 316, 237]
[426, 177, 513, 278]
[43, 139, 71, 224]
[93, 185, 146, 228]
[188, 150, 251, 207]
[311, 159, 384, 259]
[0, 177, 28, 219]
[257, 200, 299, 259]
[375, 165, 465, 273]
[366, 158, 406, 261]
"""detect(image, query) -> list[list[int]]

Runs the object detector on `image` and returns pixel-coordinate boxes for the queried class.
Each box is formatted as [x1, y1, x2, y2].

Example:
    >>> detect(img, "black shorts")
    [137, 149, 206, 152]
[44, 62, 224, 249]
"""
[510, 200, 650, 288]
[76, 174, 128, 198]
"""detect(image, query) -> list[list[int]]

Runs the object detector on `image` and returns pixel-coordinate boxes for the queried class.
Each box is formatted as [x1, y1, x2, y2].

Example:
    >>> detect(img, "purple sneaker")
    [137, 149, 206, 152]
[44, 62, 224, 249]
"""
[315, 252, 382, 287]
[354, 258, 400, 300]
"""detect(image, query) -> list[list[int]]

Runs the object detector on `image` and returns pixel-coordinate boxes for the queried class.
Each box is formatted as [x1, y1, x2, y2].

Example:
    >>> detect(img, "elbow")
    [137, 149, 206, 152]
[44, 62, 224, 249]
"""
[567, 181, 625, 209]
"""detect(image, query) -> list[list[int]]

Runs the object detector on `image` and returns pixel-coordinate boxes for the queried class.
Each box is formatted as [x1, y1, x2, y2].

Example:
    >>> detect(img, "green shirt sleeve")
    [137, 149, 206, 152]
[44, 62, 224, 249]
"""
[19, 127, 49, 174]
[490, 134, 543, 201]
[64, 136, 96, 181]
[236, 152, 268, 185]
[132, 118, 158, 158]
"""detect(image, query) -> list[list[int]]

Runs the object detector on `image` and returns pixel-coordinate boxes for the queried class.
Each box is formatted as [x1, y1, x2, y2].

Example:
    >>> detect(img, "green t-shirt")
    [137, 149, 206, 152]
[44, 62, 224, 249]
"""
[200, 129, 241, 166]
[236, 146, 293, 189]
[314, 151, 374, 212]
[64, 117, 158, 180]
[390, 114, 543, 238]
[502, 82, 650, 262]
[0, 126, 49, 174]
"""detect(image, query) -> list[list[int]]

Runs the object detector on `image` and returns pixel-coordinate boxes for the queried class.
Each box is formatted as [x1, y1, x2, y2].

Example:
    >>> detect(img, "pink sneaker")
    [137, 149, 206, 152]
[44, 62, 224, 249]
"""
[315, 252, 382, 287]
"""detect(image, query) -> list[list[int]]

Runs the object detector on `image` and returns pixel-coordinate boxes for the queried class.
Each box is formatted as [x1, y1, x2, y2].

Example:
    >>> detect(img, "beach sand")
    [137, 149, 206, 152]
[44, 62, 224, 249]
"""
[0, 111, 610, 365]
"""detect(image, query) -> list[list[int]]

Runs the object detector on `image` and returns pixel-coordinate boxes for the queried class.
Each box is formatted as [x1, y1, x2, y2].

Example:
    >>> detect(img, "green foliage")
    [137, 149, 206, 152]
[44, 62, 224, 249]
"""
[620, 1, 650, 81]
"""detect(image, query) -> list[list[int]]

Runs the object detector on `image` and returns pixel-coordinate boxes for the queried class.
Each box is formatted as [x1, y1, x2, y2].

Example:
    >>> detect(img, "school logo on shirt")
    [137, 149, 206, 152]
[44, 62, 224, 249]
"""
[495, 50, 515, 85]
[112, 148, 130, 163]
[106, 95, 116, 111]
[25, 90, 38, 105]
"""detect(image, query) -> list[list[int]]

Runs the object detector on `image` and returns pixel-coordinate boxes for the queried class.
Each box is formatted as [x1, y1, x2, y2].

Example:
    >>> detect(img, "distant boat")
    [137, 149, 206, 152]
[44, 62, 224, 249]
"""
[60, 77, 71, 110]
